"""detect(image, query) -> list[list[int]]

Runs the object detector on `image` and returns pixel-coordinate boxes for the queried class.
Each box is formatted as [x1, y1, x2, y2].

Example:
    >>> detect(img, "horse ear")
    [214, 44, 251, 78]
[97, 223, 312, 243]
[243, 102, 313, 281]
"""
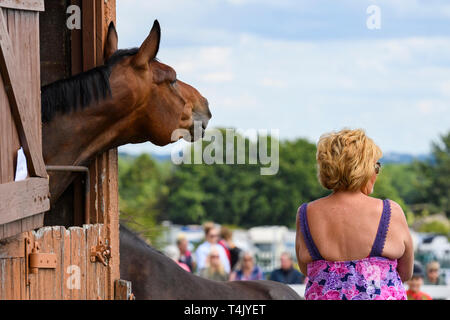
[104, 22, 118, 61]
[133, 20, 161, 68]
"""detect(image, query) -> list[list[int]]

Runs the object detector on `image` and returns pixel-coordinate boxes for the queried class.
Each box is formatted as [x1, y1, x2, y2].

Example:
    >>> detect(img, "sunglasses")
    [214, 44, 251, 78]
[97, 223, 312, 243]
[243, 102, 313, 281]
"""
[375, 162, 381, 175]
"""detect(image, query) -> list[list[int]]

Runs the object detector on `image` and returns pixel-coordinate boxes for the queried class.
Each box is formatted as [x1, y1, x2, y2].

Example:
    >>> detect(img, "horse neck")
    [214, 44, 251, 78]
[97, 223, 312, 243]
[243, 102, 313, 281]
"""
[119, 226, 193, 298]
[43, 100, 124, 166]
[42, 96, 136, 202]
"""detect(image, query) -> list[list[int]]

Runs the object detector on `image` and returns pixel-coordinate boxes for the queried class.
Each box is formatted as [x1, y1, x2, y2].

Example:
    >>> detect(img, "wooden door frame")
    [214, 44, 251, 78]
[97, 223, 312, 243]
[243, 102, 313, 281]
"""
[69, 0, 119, 300]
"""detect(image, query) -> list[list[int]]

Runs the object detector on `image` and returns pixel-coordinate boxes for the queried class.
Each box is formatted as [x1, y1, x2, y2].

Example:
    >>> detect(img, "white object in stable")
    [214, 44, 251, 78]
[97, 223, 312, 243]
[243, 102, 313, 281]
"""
[14, 147, 28, 181]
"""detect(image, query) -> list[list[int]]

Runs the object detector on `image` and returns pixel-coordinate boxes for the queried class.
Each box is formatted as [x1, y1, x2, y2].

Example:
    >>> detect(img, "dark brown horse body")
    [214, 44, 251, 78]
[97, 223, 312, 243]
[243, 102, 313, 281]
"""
[120, 224, 301, 300]
[42, 21, 300, 300]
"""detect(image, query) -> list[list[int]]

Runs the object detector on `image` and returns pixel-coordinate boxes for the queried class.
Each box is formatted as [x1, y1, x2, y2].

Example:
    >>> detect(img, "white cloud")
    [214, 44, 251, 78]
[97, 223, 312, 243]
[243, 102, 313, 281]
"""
[439, 81, 450, 97]
[417, 99, 449, 115]
[260, 77, 287, 88]
[198, 47, 233, 66]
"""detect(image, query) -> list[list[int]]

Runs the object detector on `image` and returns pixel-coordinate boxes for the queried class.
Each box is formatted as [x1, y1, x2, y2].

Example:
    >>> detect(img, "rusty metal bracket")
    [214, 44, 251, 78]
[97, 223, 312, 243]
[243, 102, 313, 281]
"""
[24, 238, 57, 285]
[90, 237, 111, 266]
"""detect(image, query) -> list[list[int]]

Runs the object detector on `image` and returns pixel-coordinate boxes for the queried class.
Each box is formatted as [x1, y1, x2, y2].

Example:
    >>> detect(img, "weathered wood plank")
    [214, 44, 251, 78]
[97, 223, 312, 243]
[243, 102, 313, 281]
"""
[98, 224, 106, 300]
[51, 227, 62, 300]
[85, 224, 96, 300]
[114, 279, 133, 300]
[95, 0, 104, 65]
[0, 213, 45, 241]
[0, 232, 24, 258]
[85, 224, 108, 300]
[0, 0, 44, 12]
[40, 227, 55, 299]
[11, 258, 21, 299]
[25, 230, 35, 299]
[77, 227, 87, 300]
[2, 255, 12, 299]
[0, 63, 12, 185]
[105, 149, 119, 299]
[62, 227, 71, 300]
[82, 0, 96, 71]
[0, 259, 5, 299]
[0, 178, 49, 225]
[98, 0, 119, 299]
[69, 227, 80, 299]
[0, 8, 46, 178]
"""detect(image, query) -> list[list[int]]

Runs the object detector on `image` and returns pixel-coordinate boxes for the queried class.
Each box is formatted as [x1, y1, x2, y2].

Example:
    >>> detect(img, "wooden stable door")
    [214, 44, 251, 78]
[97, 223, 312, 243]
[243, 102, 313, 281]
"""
[0, 224, 111, 299]
[0, 0, 127, 300]
[0, 1, 49, 240]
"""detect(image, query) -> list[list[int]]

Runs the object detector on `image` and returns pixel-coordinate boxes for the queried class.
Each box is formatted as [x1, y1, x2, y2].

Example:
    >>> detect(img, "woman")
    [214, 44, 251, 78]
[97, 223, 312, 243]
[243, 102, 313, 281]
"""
[296, 129, 414, 300]
[199, 247, 229, 281]
[176, 233, 195, 273]
[164, 245, 191, 273]
[195, 222, 231, 273]
[424, 261, 446, 285]
[229, 252, 264, 281]
[219, 226, 241, 271]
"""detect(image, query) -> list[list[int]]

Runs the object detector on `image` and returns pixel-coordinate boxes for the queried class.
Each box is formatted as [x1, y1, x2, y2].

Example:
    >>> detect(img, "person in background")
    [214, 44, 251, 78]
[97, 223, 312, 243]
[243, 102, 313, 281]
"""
[164, 246, 191, 273]
[199, 247, 229, 281]
[270, 252, 305, 284]
[424, 261, 446, 285]
[229, 252, 264, 281]
[176, 233, 195, 273]
[195, 222, 231, 274]
[219, 226, 241, 271]
[407, 262, 432, 300]
[296, 129, 413, 300]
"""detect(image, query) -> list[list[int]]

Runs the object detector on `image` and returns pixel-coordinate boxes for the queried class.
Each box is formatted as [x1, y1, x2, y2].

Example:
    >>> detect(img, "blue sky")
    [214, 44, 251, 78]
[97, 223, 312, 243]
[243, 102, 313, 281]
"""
[116, 0, 450, 156]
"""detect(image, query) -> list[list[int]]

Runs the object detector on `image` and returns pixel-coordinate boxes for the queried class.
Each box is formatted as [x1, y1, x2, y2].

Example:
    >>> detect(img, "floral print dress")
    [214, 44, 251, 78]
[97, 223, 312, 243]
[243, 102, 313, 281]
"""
[299, 199, 407, 300]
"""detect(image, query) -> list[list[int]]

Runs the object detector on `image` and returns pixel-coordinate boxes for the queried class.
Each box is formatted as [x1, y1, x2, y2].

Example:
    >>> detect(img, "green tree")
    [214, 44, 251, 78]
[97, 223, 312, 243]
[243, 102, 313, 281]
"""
[162, 130, 326, 228]
[428, 132, 450, 216]
[118, 154, 167, 247]
[372, 165, 407, 210]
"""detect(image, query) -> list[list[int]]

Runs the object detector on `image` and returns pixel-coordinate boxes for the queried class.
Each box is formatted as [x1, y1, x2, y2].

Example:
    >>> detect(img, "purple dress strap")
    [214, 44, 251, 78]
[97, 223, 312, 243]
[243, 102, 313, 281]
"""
[369, 199, 392, 257]
[298, 203, 324, 261]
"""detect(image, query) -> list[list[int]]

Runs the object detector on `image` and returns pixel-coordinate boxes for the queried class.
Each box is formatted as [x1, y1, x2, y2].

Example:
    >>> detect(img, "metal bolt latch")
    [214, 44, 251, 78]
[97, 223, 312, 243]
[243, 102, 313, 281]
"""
[90, 237, 111, 266]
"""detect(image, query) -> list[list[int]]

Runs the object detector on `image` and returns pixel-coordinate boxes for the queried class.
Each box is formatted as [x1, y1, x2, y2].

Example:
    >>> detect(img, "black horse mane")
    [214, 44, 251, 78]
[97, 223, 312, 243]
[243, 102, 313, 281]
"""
[41, 48, 139, 123]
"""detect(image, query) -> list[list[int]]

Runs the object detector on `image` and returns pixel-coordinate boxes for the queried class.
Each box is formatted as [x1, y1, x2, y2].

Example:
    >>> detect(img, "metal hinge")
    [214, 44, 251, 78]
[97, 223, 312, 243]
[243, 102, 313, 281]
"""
[25, 238, 57, 285]
[90, 237, 111, 266]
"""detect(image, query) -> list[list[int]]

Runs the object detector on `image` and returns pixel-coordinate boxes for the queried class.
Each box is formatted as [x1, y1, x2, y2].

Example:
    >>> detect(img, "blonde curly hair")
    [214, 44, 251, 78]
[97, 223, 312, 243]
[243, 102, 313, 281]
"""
[316, 128, 382, 192]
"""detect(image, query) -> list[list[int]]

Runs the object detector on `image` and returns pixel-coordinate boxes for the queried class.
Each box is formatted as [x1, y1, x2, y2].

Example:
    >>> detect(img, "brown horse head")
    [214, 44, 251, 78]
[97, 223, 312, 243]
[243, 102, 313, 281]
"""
[104, 20, 211, 146]
[42, 20, 211, 203]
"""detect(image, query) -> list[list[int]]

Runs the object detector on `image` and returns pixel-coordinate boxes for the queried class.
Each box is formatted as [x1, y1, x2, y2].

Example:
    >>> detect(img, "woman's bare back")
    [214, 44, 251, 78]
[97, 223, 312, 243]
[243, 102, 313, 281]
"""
[300, 193, 407, 263]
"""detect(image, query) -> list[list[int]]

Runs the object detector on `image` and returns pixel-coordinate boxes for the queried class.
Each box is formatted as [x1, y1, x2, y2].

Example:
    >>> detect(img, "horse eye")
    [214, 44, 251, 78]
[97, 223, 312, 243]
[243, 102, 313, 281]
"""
[170, 79, 177, 86]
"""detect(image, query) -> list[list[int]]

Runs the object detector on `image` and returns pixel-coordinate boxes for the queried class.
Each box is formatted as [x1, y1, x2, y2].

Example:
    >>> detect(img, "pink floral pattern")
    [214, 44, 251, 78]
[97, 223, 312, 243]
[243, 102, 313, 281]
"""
[304, 257, 407, 300]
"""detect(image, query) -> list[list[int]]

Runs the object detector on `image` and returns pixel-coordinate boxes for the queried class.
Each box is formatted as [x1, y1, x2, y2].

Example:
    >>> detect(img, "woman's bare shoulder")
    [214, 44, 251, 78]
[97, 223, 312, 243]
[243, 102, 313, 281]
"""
[388, 199, 409, 228]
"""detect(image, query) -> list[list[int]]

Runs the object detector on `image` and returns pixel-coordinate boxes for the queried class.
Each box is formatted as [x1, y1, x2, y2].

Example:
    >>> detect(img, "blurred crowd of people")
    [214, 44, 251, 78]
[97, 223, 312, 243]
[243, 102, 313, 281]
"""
[406, 260, 447, 300]
[165, 222, 448, 300]
[165, 222, 306, 285]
